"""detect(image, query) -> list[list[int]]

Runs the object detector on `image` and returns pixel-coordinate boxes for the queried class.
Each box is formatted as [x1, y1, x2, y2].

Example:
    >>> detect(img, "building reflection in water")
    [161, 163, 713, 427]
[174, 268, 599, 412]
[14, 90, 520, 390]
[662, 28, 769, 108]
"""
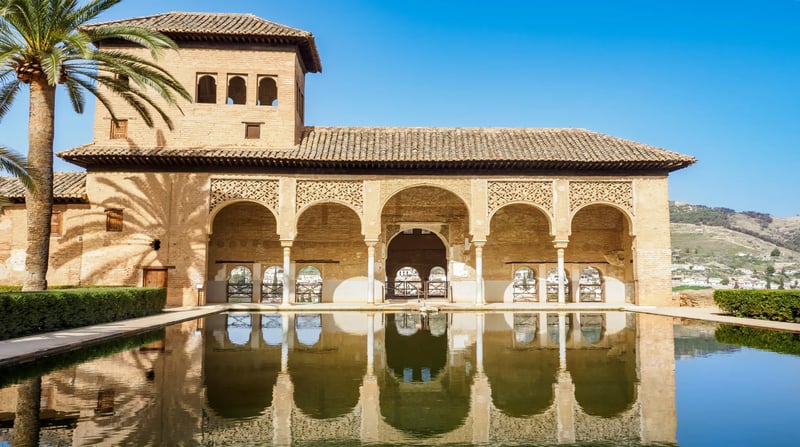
[0, 312, 676, 446]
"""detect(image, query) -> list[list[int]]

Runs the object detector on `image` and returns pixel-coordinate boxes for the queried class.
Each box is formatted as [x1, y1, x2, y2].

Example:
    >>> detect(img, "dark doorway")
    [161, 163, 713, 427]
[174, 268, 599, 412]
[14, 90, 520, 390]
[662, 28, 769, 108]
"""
[386, 229, 447, 299]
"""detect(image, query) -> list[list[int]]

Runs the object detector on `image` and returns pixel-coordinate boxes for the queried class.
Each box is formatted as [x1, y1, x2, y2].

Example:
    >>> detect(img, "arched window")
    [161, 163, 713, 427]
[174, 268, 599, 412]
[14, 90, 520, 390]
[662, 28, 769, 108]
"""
[261, 314, 283, 346]
[513, 266, 537, 302]
[261, 266, 284, 303]
[295, 314, 322, 346]
[428, 266, 447, 297]
[579, 314, 605, 344]
[227, 75, 246, 105]
[296, 266, 322, 303]
[546, 268, 570, 302]
[257, 76, 278, 106]
[226, 313, 252, 346]
[227, 266, 253, 302]
[579, 267, 603, 302]
[394, 266, 421, 298]
[196, 75, 216, 104]
[513, 313, 537, 345]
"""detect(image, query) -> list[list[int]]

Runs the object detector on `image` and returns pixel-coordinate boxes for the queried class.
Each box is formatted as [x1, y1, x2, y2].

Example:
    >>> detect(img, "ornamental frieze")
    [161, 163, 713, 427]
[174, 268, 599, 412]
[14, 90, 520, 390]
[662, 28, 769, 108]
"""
[209, 178, 279, 213]
[569, 181, 633, 215]
[296, 180, 364, 213]
[487, 181, 553, 217]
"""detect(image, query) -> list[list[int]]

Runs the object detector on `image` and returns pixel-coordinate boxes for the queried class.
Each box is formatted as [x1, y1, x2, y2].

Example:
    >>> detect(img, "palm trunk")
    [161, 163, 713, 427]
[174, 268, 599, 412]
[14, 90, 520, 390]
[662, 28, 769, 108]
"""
[22, 79, 56, 291]
[11, 377, 42, 447]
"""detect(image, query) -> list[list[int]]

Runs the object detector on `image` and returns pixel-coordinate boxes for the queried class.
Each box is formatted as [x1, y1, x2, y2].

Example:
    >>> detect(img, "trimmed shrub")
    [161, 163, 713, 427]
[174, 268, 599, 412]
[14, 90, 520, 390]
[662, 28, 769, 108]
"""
[713, 289, 800, 323]
[715, 325, 800, 356]
[0, 287, 166, 340]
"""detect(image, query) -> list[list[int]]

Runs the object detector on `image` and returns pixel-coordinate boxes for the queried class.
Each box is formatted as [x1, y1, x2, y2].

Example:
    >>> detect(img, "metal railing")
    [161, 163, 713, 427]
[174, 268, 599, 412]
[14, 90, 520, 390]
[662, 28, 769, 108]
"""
[387, 280, 449, 299]
[261, 281, 283, 303]
[296, 281, 322, 303]
[512, 282, 538, 302]
[227, 282, 253, 301]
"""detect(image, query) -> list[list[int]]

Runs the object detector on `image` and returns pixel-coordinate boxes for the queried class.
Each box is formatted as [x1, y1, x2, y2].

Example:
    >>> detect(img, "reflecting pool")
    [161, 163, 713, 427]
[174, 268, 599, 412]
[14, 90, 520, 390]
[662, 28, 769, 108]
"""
[0, 312, 799, 446]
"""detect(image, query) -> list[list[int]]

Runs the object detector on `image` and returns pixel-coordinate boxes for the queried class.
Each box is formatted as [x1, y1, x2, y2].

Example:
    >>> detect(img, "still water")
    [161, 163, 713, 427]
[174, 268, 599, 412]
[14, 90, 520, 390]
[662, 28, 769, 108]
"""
[0, 312, 798, 446]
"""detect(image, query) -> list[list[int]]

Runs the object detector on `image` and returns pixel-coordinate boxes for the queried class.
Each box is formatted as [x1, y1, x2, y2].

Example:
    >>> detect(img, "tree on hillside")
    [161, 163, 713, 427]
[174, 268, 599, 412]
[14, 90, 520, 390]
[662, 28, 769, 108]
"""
[0, 0, 191, 291]
[771, 248, 781, 258]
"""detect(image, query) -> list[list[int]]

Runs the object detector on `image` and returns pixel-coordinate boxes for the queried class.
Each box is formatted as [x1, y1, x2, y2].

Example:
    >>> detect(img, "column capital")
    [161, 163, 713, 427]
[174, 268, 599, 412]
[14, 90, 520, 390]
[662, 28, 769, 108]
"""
[364, 239, 379, 247]
[280, 239, 294, 248]
[553, 239, 569, 249]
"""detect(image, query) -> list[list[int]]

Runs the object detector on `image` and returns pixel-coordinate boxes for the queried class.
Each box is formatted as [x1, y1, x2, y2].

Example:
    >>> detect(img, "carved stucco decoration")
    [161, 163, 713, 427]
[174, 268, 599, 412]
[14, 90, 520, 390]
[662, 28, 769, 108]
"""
[379, 179, 471, 208]
[569, 181, 634, 215]
[209, 178, 279, 213]
[296, 180, 364, 213]
[487, 181, 554, 217]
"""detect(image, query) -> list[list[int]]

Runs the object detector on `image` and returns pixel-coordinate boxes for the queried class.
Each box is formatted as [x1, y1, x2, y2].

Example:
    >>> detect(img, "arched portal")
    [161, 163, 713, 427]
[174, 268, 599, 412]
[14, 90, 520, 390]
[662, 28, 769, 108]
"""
[568, 204, 634, 304]
[387, 230, 446, 299]
[379, 313, 473, 436]
[381, 186, 469, 301]
[483, 313, 559, 417]
[207, 202, 280, 303]
[485, 204, 552, 303]
[289, 314, 366, 419]
[294, 203, 365, 303]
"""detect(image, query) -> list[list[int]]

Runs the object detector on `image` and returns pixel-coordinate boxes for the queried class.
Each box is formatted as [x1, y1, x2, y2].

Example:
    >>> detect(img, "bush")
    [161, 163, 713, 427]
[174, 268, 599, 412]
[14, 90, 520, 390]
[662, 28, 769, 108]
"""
[715, 325, 800, 356]
[713, 289, 800, 323]
[0, 287, 166, 340]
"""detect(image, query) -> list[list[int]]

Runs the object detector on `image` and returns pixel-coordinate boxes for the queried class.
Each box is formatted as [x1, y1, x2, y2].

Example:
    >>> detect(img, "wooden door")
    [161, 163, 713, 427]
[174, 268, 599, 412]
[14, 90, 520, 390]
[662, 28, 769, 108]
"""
[143, 269, 168, 288]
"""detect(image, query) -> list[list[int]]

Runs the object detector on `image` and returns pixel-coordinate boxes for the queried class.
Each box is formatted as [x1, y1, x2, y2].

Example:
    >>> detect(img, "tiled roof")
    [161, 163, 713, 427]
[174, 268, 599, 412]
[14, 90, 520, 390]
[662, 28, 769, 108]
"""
[0, 172, 87, 203]
[83, 12, 322, 72]
[59, 127, 695, 173]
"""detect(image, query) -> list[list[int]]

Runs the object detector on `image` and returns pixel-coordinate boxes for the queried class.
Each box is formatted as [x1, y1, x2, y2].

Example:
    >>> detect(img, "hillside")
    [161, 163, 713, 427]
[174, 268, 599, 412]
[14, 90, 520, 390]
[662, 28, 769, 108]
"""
[669, 202, 800, 288]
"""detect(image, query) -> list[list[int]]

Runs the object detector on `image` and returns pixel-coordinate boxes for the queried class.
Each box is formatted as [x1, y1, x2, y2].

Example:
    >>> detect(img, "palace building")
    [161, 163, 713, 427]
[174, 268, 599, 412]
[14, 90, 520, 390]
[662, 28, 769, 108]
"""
[0, 12, 695, 307]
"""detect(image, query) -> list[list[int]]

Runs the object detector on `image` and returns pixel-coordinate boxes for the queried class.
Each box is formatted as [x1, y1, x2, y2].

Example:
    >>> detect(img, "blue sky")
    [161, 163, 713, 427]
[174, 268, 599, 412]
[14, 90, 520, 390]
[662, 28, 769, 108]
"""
[2, 0, 799, 216]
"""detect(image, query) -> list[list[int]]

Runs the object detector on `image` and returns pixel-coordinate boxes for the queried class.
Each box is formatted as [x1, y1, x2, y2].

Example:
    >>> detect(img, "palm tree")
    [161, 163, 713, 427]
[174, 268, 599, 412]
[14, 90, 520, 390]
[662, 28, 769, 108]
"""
[0, 0, 191, 291]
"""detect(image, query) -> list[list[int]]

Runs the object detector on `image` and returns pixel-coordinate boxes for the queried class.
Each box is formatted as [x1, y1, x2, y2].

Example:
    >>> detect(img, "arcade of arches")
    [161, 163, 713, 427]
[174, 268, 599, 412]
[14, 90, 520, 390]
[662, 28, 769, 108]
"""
[0, 312, 676, 445]
[205, 177, 669, 306]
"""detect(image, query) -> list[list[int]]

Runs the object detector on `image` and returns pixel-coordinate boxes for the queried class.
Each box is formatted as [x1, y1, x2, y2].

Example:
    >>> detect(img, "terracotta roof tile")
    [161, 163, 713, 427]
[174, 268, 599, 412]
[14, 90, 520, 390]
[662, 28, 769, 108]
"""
[58, 127, 695, 173]
[0, 172, 87, 203]
[83, 12, 322, 72]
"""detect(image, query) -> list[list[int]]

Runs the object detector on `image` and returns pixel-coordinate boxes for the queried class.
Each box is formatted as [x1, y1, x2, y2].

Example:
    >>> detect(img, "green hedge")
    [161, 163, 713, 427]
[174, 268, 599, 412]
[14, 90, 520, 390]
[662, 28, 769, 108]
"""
[0, 287, 166, 340]
[715, 325, 800, 356]
[713, 289, 800, 323]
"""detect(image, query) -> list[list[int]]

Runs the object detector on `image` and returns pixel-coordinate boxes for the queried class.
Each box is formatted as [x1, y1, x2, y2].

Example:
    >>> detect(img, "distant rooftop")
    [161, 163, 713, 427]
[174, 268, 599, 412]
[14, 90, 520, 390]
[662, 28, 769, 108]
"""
[83, 12, 322, 72]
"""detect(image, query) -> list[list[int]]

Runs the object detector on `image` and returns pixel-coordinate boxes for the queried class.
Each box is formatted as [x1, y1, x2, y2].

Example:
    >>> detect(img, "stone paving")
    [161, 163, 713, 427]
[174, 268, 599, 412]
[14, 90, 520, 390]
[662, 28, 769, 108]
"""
[1, 302, 799, 368]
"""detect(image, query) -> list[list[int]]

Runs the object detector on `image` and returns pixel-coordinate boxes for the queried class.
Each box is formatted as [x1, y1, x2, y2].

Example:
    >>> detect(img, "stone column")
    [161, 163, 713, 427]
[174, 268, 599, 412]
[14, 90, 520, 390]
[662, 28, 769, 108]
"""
[474, 241, 486, 305]
[555, 240, 568, 304]
[361, 312, 379, 442]
[555, 312, 575, 444]
[638, 314, 677, 444]
[472, 313, 490, 444]
[366, 241, 377, 304]
[281, 241, 292, 305]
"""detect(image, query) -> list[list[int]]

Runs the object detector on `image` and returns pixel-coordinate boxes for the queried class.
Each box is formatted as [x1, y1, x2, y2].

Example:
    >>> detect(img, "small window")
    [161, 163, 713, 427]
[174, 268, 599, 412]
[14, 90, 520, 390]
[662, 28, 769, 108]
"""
[105, 209, 123, 232]
[50, 211, 63, 236]
[227, 75, 246, 105]
[197, 74, 217, 104]
[257, 76, 278, 106]
[110, 119, 128, 139]
[245, 123, 261, 139]
[296, 87, 305, 121]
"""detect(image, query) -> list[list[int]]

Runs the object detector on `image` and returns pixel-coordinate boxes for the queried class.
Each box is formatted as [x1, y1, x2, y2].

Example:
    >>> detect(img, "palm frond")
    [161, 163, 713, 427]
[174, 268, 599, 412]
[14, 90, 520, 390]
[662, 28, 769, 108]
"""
[0, 144, 33, 192]
[0, 72, 21, 118]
